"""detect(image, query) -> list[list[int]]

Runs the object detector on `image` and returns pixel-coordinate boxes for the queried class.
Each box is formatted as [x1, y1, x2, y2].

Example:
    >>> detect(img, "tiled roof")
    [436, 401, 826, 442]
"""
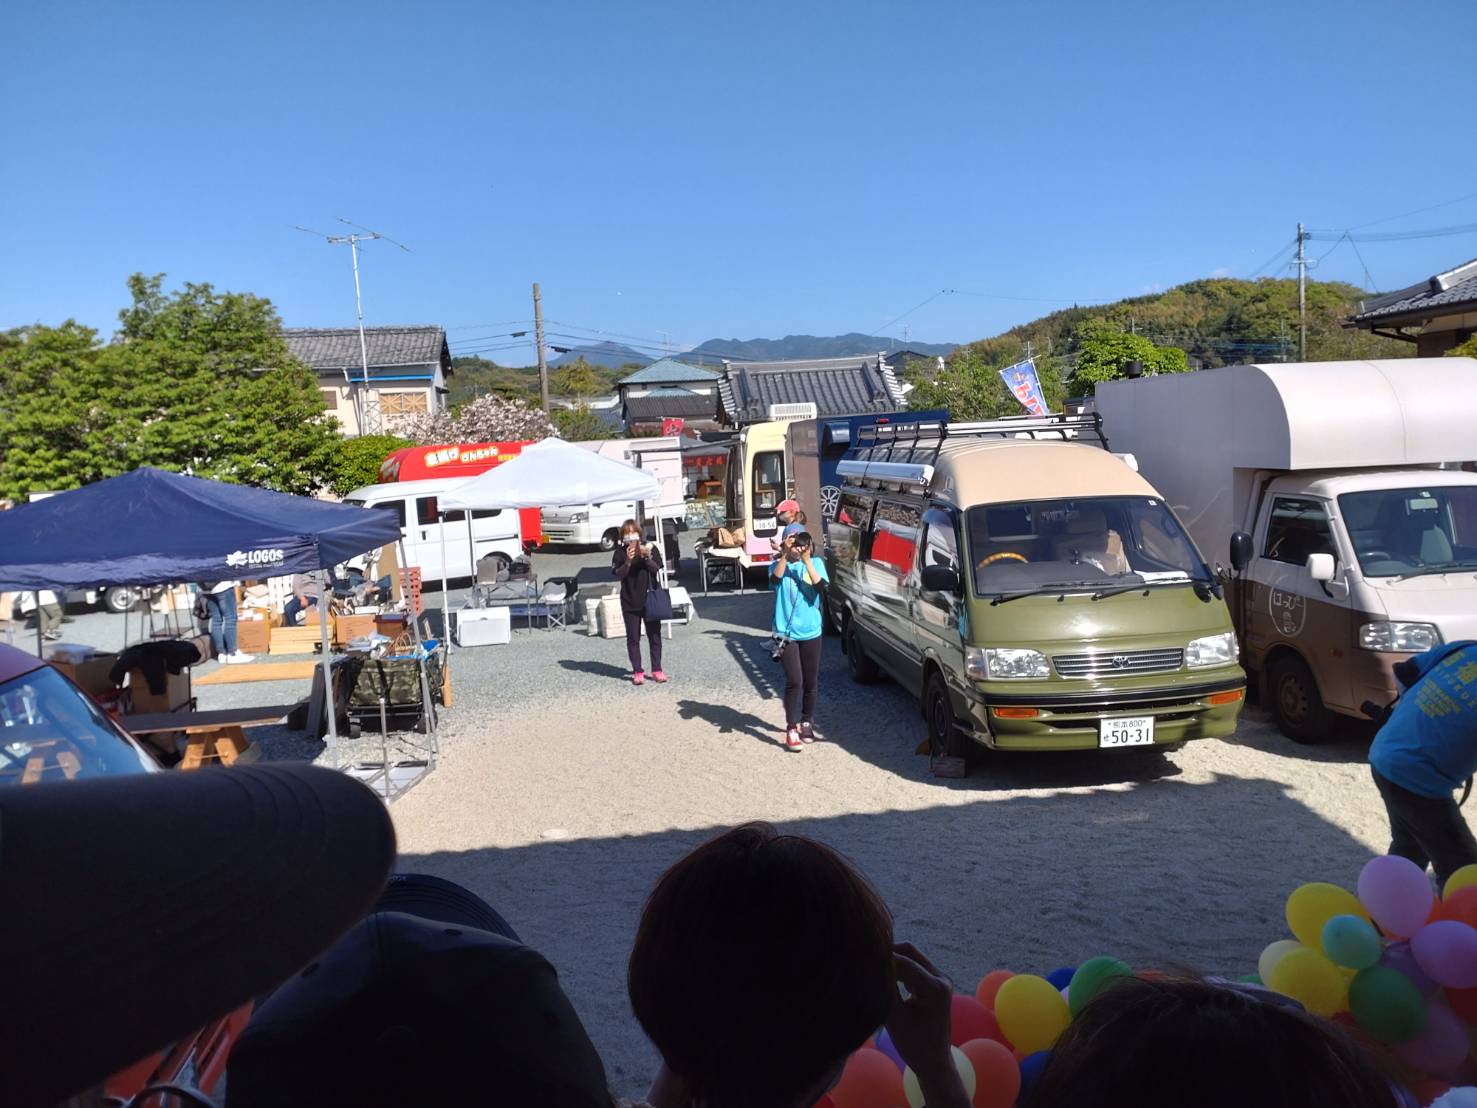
[624, 386, 719, 421]
[283, 326, 452, 373]
[617, 358, 722, 386]
[1350, 259, 1477, 324]
[717, 356, 907, 425]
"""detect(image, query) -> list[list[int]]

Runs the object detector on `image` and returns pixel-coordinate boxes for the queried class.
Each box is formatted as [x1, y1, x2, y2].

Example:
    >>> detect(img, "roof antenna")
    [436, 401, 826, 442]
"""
[296, 220, 413, 434]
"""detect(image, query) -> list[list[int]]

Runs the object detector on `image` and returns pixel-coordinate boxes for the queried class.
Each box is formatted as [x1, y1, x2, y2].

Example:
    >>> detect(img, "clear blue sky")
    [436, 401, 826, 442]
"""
[4, 0, 1476, 361]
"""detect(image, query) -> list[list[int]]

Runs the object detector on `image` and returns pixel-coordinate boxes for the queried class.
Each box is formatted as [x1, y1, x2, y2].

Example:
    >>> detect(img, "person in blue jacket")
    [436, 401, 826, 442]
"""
[771, 530, 828, 753]
[1369, 640, 1477, 886]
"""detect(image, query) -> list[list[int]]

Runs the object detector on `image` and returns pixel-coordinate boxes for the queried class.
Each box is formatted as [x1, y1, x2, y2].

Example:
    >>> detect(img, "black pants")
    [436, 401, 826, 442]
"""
[780, 637, 822, 726]
[623, 610, 663, 673]
[1372, 766, 1477, 887]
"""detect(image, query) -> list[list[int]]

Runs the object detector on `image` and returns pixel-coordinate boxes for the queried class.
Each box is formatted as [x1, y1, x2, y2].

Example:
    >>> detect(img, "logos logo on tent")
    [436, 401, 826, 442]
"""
[226, 548, 285, 568]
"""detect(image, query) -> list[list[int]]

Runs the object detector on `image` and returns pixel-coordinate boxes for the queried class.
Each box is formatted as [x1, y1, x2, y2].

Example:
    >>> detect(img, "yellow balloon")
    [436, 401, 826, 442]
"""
[1445, 864, 1477, 900]
[1285, 883, 1369, 950]
[902, 1048, 976, 1108]
[995, 973, 1072, 1054]
[1258, 939, 1305, 984]
[1267, 947, 1349, 1017]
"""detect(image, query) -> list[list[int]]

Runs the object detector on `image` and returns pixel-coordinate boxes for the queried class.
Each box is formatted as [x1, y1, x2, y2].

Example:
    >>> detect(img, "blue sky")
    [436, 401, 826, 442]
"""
[4, 0, 1476, 361]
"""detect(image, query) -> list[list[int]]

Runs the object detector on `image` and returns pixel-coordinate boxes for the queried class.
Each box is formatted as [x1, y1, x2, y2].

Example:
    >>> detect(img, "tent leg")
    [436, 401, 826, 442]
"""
[655, 514, 672, 641]
[439, 513, 451, 651]
[398, 539, 438, 738]
[33, 592, 43, 658]
[466, 522, 480, 608]
[317, 573, 338, 770]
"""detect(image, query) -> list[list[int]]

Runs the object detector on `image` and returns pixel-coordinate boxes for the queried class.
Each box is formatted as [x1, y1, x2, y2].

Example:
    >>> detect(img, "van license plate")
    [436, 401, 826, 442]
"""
[1100, 716, 1155, 748]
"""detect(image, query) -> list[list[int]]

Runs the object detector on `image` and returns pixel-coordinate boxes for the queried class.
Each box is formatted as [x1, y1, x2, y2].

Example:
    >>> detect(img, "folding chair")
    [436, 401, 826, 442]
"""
[539, 581, 569, 631]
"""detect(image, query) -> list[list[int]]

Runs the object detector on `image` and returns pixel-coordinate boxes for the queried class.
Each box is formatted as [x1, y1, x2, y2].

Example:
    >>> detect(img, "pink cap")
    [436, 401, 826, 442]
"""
[776, 499, 800, 513]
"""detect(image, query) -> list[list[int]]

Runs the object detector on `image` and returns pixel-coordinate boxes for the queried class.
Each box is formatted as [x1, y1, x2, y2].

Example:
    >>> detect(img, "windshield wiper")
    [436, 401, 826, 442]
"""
[1393, 561, 1477, 582]
[988, 582, 1101, 606]
[1090, 583, 1151, 600]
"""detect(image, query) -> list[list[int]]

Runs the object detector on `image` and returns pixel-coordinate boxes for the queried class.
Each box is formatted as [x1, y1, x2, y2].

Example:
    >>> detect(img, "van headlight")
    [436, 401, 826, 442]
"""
[1186, 631, 1237, 669]
[1359, 621, 1441, 652]
[567, 512, 586, 524]
[973, 647, 1049, 679]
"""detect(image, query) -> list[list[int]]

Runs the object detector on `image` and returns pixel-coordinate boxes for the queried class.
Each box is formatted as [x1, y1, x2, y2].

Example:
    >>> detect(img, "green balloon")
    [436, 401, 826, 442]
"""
[1349, 966, 1427, 1044]
[1238, 973, 1263, 985]
[1069, 956, 1133, 1016]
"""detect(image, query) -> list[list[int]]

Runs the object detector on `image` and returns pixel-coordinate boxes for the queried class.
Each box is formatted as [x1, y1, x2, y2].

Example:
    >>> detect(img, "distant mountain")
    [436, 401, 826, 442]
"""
[681, 333, 956, 364]
[551, 341, 652, 368]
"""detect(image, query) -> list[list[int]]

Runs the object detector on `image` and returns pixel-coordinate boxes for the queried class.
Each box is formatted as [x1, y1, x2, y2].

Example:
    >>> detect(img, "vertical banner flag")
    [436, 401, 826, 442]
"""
[999, 359, 1050, 416]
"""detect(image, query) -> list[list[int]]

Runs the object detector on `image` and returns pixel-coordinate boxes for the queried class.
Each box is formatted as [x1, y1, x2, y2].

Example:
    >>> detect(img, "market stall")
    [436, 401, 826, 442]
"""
[0, 467, 412, 770]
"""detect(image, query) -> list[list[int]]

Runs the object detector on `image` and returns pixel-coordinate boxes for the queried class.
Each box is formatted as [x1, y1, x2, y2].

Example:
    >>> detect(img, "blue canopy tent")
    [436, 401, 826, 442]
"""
[0, 467, 418, 768]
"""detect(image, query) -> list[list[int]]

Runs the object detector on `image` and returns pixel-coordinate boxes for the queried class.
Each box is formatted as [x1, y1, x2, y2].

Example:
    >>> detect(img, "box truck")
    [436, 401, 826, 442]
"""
[1095, 358, 1477, 743]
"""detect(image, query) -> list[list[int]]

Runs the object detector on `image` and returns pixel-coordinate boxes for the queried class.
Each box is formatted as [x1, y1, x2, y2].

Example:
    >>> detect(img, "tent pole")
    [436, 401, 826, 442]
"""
[317, 571, 338, 770]
[466, 521, 480, 608]
[439, 512, 451, 651]
[33, 592, 42, 657]
[397, 538, 438, 737]
[655, 512, 671, 641]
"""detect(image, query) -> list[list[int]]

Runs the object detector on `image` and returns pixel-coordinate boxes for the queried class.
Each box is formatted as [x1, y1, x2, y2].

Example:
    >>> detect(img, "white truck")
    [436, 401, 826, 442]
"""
[540, 436, 686, 549]
[1096, 357, 1477, 743]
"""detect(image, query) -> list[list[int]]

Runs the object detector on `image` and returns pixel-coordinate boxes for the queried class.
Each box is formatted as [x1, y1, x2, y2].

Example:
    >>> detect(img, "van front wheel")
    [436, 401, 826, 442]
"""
[1269, 655, 1331, 744]
[925, 671, 965, 759]
[599, 529, 620, 551]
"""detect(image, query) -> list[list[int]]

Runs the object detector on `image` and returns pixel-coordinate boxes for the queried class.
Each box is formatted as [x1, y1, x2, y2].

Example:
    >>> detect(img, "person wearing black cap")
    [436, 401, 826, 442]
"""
[226, 872, 617, 1108]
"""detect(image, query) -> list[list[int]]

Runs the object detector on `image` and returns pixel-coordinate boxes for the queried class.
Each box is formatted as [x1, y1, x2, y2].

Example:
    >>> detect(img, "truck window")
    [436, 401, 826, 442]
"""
[1339, 486, 1477, 577]
[752, 451, 784, 517]
[869, 501, 921, 576]
[371, 500, 406, 529]
[920, 508, 960, 573]
[1263, 497, 1336, 566]
[833, 492, 875, 565]
[416, 496, 439, 526]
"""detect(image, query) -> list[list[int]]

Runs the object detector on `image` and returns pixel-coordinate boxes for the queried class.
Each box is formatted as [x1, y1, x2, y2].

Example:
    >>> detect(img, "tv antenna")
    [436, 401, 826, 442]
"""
[296, 219, 412, 434]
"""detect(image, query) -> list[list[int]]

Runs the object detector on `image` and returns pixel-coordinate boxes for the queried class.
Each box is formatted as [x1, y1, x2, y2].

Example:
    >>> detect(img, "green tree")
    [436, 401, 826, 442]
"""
[551, 403, 607, 441]
[1068, 321, 1189, 393]
[328, 434, 410, 496]
[551, 360, 603, 397]
[906, 344, 1066, 421]
[1448, 334, 1477, 358]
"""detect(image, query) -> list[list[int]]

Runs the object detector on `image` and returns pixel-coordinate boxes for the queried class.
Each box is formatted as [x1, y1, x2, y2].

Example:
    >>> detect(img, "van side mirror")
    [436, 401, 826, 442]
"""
[1229, 532, 1253, 572]
[1306, 553, 1335, 582]
[920, 564, 961, 594]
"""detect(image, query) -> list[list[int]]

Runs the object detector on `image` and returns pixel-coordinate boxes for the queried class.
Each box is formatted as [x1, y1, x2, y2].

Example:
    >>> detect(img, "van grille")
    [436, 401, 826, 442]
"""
[1053, 648, 1184, 678]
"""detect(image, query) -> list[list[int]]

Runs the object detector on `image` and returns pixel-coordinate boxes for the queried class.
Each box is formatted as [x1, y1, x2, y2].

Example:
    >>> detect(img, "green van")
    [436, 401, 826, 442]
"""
[827, 415, 1246, 754]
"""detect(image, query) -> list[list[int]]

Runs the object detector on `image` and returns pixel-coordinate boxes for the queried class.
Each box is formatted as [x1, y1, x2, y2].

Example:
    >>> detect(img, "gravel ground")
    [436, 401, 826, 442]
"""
[29, 540, 1454, 1099]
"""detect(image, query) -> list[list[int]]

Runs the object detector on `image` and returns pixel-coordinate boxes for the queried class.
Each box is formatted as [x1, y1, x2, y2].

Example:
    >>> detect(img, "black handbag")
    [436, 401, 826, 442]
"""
[644, 586, 674, 622]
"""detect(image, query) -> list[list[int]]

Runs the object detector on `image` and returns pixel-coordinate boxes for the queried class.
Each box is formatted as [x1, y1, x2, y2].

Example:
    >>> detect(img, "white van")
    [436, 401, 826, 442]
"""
[541, 436, 686, 548]
[343, 477, 526, 580]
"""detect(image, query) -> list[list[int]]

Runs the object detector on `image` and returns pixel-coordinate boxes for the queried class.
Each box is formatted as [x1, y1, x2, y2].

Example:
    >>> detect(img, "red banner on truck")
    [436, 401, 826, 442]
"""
[378, 442, 543, 545]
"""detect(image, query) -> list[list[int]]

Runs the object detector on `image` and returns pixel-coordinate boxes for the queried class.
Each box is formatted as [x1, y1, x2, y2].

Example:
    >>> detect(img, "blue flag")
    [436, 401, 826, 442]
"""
[999, 359, 1050, 416]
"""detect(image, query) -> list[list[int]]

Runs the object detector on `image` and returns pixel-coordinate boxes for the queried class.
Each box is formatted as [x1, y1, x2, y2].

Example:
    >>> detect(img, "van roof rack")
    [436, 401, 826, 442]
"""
[838, 413, 1108, 492]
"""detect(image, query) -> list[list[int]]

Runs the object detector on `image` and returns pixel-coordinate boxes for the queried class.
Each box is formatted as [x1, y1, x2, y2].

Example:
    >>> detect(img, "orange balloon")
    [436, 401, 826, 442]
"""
[813, 1097, 837, 1108]
[830, 1048, 907, 1108]
[959, 1038, 1021, 1108]
[976, 969, 1014, 1009]
[1437, 887, 1477, 929]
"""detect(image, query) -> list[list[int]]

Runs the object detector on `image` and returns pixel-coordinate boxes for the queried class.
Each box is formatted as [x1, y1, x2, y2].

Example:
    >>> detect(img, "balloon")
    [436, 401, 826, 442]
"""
[1259, 940, 1307, 984]
[959, 1038, 1020, 1108]
[1438, 888, 1477, 929]
[1409, 1080, 1456, 1107]
[976, 969, 1013, 1009]
[1324, 914, 1384, 970]
[1446, 866, 1477, 901]
[1069, 956, 1133, 1016]
[1413, 922, 1477, 989]
[1446, 985, 1477, 1027]
[995, 974, 1072, 1054]
[1288, 882, 1370, 949]
[951, 994, 1003, 1047]
[831, 1048, 906, 1108]
[1386, 940, 1443, 997]
[814, 1097, 837, 1108]
[1397, 1003, 1470, 1077]
[1267, 947, 1350, 1017]
[903, 1048, 975, 1108]
[1046, 966, 1076, 991]
[1350, 966, 1429, 1043]
[874, 1027, 906, 1071]
[1360, 856, 1437, 938]
[1018, 1051, 1051, 1098]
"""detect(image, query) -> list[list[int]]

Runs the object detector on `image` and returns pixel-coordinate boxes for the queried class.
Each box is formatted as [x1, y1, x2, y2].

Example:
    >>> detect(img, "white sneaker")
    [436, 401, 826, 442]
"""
[230, 651, 255, 664]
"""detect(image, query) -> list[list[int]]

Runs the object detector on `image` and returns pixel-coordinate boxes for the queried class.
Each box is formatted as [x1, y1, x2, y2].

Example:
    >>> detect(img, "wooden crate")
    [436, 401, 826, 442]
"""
[269, 623, 330, 655]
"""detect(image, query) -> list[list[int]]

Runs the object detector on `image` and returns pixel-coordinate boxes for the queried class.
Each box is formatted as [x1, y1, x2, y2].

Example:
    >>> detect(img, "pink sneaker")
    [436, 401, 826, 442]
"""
[632, 672, 646, 686]
[651, 670, 668, 683]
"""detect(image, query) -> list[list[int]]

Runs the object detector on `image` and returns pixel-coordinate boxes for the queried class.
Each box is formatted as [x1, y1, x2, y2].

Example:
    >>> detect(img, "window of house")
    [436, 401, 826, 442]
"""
[1263, 497, 1336, 566]
[319, 389, 338, 409]
[868, 500, 921, 576]
[381, 391, 429, 415]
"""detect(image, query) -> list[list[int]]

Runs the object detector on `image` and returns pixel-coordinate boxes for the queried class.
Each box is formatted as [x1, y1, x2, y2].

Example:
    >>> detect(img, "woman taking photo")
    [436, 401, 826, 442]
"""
[613, 518, 668, 685]
[771, 530, 827, 751]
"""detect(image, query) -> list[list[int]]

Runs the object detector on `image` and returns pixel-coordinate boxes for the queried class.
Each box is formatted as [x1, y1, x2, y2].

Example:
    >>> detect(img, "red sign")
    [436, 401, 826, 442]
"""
[662, 418, 685, 436]
[375, 441, 542, 545]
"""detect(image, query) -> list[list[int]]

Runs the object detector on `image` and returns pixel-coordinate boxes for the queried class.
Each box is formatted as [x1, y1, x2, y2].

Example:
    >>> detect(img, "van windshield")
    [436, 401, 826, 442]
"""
[966, 496, 1207, 597]
[1339, 485, 1477, 578]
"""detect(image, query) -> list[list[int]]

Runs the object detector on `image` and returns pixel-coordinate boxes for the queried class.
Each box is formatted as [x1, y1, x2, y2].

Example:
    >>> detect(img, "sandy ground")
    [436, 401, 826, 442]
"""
[31, 542, 1446, 1099]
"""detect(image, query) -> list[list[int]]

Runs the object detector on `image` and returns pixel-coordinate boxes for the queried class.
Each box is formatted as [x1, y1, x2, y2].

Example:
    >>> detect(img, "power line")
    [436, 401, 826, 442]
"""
[867, 289, 949, 338]
[1345, 189, 1477, 231]
[1307, 221, 1477, 242]
[1248, 239, 1298, 279]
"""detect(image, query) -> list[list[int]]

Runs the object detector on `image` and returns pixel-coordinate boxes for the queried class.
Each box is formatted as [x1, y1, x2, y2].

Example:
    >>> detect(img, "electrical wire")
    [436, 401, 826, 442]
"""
[1344, 189, 1477, 231]
[1247, 240, 1298, 279]
[1307, 221, 1477, 242]
[866, 289, 949, 338]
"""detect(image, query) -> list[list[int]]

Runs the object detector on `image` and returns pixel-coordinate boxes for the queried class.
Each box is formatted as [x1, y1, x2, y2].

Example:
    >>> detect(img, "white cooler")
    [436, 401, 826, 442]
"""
[456, 606, 511, 646]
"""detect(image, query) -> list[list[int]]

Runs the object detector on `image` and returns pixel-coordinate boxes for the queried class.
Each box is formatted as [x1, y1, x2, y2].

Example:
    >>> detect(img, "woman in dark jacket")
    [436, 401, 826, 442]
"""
[612, 518, 667, 685]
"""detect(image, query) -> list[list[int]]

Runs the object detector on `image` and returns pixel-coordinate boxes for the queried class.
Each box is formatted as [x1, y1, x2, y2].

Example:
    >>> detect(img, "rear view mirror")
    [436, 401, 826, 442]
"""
[1229, 532, 1253, 573]
[921, 564, 961, 594]
[1306, 553, 1336, 582]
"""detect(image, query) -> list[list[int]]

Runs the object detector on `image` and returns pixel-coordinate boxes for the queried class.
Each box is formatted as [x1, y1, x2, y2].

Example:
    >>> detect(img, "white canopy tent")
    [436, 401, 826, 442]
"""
[437, 438, 668, 636]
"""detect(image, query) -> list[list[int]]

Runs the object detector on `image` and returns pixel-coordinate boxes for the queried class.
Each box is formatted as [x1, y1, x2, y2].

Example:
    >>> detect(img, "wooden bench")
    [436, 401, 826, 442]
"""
[121, 705, 299, 770]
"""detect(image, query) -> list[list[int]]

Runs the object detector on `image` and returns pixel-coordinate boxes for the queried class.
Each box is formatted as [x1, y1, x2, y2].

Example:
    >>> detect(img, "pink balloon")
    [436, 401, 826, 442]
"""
[1412, 922, 1477, 989]
[1396, 1002, 1469, 1077]
[1359, 856, 1436, 938]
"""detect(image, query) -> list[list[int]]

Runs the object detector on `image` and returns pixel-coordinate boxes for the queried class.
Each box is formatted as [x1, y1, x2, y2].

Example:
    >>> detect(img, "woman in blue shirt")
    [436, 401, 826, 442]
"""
[771, 530, 828, 752]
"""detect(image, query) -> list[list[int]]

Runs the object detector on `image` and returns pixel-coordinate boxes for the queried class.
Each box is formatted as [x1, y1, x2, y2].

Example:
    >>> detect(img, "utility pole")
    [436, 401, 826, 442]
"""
[533, 282, 549, 412]
[1296, 222, 1308, 360]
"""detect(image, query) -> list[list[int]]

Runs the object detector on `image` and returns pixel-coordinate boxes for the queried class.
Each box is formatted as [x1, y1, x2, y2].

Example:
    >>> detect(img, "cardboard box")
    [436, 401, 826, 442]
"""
[334, 613, 379, 646]
[236, 618, 271, 656]
[51, 652, 120, 697]
[127, 669, 191, 714]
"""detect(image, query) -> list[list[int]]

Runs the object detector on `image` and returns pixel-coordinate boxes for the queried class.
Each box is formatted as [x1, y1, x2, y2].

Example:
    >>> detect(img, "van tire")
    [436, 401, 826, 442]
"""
[844, 617, 879, 684]
[924, 670, 964, 759]
[599, 529, 620, 551]
[1269, 655, 1331, 745]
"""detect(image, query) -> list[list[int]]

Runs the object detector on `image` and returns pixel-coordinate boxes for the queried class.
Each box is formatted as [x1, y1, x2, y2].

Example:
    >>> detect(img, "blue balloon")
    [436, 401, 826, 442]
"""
[1047, 966, 1076, 990]
[873, 1026, 905, 1071]
[1020, 1050, 1051, 1095]
[1322, 914, 1382, 970]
